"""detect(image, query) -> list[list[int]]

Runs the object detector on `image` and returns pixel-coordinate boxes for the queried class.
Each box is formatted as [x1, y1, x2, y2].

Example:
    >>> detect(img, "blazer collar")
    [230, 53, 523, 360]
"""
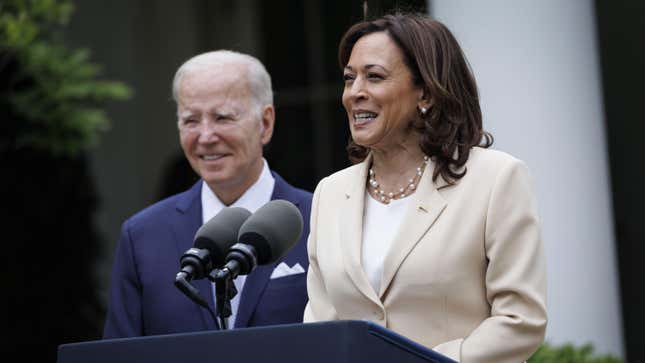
[170, 180, 218, 329]
[339, 154, 381, 305]
[379, 159, 447, 298]
[175, 180, 203, 214]
[339, 154, 449, 303]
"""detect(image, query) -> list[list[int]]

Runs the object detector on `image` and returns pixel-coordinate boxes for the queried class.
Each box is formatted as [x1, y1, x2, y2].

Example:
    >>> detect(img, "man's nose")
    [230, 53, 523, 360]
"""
[196, 120, 220, 143]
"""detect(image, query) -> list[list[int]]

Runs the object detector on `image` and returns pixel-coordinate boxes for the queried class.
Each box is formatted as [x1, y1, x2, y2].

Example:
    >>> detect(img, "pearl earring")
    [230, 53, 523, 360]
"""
[419, 106, 428, 116]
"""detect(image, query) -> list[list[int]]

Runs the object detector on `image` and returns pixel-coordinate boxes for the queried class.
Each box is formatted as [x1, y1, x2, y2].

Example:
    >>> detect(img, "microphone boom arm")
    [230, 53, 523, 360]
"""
[174, 273, 221, 330]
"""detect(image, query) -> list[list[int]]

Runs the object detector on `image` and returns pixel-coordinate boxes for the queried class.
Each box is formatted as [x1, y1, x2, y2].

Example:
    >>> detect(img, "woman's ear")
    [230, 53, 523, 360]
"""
[417, 87, 433, 111]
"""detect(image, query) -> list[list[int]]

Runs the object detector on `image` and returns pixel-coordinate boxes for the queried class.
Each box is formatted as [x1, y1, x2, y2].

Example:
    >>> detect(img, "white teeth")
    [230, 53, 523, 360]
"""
[202, 155, 222, 161]
[354, 112, 377, 120]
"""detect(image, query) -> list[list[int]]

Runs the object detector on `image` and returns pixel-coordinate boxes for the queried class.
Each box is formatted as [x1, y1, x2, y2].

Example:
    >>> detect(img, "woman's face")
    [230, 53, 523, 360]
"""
[342, 31, 423, 150]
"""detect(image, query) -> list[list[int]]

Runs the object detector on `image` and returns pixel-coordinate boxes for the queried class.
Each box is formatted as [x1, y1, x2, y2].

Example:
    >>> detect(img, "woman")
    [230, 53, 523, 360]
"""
[303, 13, 547, 363]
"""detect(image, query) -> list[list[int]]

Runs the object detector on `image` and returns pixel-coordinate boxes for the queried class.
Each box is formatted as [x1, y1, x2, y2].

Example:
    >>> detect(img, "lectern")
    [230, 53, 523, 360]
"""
[58, 320, 457, 363]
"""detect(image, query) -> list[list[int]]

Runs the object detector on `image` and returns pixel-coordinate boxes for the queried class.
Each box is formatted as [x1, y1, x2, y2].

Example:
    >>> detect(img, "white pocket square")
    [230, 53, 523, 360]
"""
[270, 262, 305, 279]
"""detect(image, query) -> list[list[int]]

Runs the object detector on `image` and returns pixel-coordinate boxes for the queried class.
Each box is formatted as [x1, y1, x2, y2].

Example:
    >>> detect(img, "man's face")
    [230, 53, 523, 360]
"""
[176, 65, 274, 196]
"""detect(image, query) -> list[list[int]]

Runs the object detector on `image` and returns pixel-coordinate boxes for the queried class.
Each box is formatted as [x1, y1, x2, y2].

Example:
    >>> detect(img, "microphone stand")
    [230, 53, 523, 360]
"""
[208, 265, 239, 330]
[174, 272, 221, 330]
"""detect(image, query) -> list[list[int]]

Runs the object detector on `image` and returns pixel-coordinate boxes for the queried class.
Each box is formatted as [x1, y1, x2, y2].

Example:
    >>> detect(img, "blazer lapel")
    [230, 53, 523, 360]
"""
[233, 264, 273, 328]
[170, 181, 218, 330]
[339, 156, 382, 306]
[234, 173, 299, 327]
[379, 161, 448, 298]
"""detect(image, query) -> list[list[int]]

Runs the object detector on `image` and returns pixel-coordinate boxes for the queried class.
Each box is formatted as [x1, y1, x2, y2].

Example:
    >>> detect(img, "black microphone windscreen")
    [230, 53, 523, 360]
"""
[237, 199, 303, 265]
[194, 207, 252, 267]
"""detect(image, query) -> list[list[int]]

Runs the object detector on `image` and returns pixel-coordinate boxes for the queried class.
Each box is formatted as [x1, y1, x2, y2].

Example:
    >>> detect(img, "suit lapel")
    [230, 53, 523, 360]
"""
[170, 181, 217, 330]
[234, 173, 299, 327]
[379, 162, 447, 298]
[339, 156, 382, 305]
[234, 264, 273, 328]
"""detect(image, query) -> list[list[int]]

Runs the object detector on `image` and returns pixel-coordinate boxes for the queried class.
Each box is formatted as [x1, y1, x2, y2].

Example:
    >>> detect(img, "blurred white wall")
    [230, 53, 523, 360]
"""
[430, 0, 624, 357]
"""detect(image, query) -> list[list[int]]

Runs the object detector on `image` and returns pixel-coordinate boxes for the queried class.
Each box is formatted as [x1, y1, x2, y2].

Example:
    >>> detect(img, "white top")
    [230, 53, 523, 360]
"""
[361, 193, 411, 294]
[201, 159, 275, 328]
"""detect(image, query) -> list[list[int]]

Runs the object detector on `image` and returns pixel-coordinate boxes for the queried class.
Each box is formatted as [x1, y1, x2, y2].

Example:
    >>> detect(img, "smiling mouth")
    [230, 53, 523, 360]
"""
[200, 154, 225, 161]
[353, 111, 378, 126]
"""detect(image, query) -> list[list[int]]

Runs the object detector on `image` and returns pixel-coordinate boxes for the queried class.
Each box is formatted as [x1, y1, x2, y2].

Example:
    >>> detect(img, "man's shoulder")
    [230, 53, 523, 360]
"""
[281, 183, 313, 202]
[272, 171, 313, 202]
[125, 182, 200, 229]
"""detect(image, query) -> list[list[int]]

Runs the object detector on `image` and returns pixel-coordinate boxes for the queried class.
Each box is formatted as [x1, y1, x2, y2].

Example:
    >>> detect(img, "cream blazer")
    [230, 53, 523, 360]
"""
[304, 147, 547, 363]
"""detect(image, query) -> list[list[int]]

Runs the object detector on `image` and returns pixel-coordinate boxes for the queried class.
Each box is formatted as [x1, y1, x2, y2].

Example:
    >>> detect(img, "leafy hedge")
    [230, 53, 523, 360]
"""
[1, 1, 131, 362]
[1, 0, 131, 156]
[529, 342, 623, 363]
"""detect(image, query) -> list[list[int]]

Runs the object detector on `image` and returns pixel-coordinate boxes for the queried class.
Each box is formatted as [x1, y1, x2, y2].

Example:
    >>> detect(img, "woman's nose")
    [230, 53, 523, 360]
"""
[346, 78, 367, 101]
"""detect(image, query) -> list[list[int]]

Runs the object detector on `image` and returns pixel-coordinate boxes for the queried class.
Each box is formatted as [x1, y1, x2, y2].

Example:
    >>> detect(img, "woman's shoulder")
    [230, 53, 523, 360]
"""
[470, 146, 521, 163]
[313, 162, 366, 195]
[464, 147, 534, 188]
[468, 146, 527, 171]
[327, 162, 365, 181]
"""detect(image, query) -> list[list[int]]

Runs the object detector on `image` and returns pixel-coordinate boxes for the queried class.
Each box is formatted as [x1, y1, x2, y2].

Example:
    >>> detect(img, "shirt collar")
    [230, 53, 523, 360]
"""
[201, 158, 275, 224]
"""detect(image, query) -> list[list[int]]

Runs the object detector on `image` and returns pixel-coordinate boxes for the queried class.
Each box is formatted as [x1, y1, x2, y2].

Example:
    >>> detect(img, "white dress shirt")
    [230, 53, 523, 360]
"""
[201, 159, 275, 328]
[361, 193, 411, 294]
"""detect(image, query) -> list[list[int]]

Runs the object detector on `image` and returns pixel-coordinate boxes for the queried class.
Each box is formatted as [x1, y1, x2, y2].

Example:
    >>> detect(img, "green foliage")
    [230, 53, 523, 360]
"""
[529, 342, 623, 363]
[0, 0, 132, 156]
[1, 3, 129, 361]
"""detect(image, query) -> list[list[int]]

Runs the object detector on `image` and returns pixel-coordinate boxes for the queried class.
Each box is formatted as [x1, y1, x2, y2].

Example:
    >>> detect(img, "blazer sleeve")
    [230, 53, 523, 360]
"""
[103, 220, 144, 338]
[457, 158, 547, 362]
[303, 177, 339, 322]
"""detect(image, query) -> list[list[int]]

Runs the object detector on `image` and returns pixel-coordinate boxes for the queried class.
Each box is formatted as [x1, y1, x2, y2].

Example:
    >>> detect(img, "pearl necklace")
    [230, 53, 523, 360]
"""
[368, 155, 429, 204]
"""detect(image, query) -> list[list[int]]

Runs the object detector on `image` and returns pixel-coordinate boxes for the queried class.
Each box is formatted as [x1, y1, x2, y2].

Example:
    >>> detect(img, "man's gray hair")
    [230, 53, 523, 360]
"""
[172, 50, 273, 111]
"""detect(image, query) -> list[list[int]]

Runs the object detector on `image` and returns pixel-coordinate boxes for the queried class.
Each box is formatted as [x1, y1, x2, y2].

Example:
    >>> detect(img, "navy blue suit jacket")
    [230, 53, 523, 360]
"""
[103, 172, 312, 338]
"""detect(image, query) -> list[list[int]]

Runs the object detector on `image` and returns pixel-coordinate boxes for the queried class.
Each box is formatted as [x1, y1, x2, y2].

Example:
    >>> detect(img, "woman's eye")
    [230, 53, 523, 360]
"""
[367, 72, 384, 80]
[343, 74, 355, 82]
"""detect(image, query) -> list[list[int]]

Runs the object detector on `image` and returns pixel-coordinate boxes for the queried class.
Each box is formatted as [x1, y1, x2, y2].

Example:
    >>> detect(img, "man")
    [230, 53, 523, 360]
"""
[103, 50, 312, 338]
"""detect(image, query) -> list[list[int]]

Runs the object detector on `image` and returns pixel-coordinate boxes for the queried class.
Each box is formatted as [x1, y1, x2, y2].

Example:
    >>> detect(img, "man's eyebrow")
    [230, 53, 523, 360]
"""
[211, 108, 239, 117]
[177, 110, 194, 119]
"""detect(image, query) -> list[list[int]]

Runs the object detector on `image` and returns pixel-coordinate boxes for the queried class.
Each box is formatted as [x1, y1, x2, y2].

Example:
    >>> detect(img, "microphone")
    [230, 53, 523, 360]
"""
[176, 206, 252, 282]
[219, 199, 304, 279]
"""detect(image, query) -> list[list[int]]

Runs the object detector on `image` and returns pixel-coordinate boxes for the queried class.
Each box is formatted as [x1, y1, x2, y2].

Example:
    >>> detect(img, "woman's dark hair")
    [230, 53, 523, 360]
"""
[339, 13, 493, 184]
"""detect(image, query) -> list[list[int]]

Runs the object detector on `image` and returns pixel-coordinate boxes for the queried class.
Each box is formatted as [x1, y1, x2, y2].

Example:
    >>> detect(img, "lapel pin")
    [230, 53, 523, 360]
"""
[418, 206, 428, 213]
